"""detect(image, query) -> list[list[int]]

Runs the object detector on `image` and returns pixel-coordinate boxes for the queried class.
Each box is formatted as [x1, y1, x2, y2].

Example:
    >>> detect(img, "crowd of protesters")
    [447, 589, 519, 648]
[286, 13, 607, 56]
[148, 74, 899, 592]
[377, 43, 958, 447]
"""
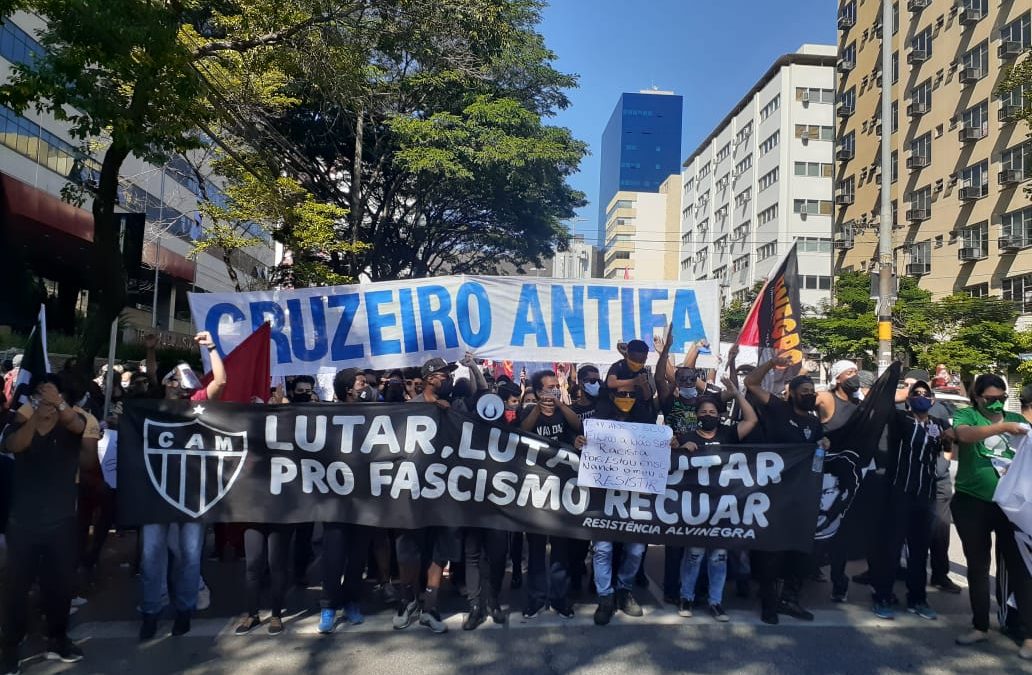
[0, 330, 1031, 672]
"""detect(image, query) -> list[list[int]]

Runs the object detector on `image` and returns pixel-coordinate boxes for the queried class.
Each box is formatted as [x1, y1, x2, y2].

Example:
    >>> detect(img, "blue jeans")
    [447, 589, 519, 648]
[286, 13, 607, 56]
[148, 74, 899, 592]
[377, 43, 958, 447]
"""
[680, 548, 727, 605]
[593, 541, 645, 597]
[140, 522, 205, 615]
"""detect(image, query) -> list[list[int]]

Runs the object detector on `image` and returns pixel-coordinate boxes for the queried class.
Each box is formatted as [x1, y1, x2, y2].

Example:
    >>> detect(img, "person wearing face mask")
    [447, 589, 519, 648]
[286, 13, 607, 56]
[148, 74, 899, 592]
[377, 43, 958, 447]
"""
[604, 340, 655, 401]
[869, 381, 954, 622]
[745, 356, 826, 625]
[672, 380, 758, 624]
[816, 360, 861, 428]
[569, 365, 602, 421]
[951, 374, 1032, 658]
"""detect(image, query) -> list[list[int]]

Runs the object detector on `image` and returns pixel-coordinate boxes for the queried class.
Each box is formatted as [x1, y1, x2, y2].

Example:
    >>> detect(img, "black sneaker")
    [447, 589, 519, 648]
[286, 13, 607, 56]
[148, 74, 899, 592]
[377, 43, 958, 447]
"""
[487, 601, 507, 625]
[553, 601, 575, 619]
[777, 598, 814, 621]
[462, 603, 486, 631]
[172, 611, 191, 636]
[617, 590, 643, 617]
[44, 639, 83, 664]
[522, 600, 546, 620]
[234, 614, 262, 636]
[593, 595, 615, 626]
[709, 604, 730, 622]
[760, 607, 779, 625]
[931, 577, 962, 594]
[139, 614, 159, 642]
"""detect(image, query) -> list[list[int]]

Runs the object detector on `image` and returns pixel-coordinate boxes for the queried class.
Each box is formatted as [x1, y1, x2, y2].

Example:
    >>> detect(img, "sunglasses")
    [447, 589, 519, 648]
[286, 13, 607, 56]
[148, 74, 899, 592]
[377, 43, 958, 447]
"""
[982, 395, 1008, 404]
[581, 377, 600, 384]
[911, 391, 932, 398]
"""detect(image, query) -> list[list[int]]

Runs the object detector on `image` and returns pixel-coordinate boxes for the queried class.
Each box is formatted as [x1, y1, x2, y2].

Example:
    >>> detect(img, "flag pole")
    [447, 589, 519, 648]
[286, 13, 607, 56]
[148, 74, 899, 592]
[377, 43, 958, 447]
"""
[102, 317, 118, 420]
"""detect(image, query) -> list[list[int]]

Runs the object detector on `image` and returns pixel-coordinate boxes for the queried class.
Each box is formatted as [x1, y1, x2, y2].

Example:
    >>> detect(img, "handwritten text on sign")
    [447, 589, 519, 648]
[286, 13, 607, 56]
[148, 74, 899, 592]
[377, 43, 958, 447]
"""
[579, 418, 673, 495]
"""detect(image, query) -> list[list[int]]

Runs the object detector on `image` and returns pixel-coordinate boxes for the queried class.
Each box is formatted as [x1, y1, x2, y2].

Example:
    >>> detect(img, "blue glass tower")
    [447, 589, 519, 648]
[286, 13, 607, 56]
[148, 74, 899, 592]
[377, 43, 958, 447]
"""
[596, 90, 683, 248]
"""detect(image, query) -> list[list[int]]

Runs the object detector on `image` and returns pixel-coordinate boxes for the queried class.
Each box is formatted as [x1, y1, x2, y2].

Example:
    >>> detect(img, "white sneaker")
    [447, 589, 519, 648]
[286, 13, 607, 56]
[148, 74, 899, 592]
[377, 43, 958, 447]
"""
[196, 579, 211, 611]
[955, 629, 988, 646]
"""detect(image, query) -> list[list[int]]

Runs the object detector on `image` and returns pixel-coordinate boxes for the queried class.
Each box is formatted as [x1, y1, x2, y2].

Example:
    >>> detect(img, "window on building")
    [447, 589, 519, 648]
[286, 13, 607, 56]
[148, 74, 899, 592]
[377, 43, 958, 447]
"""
[1002, 206, 1032, 246]
[962, 100, 989, 132]
[715, 205, 729, 221]
[759, 131, 780, 155]
[607, 199, 635, 215]
[619, 161, 642, 169]
[716, 142, 732, 163]
[912, 79, 932, 108]
[960, 160, 989, 194]
[891, 100, 899, 132]
[760, 95, 781, 121]
[681, 258, 692, 271]
[795, 124, 835, 141]
[684, 177, 695, 193]
[622, 108, 654, 117]
[912, 26, 933, 57]
[797, 237, 833, 253]
[0, 106, 102, 185]
[757, 242, 778, 260]
[842, 43, 857, 69]
[733, 222, 750, 240]
[891, 150, 898, 183]
[840, 130, 855, 154]
[1003, 273, 1032, 313]
[732, 255, 750, 273]
[736, 122, 753, 145]
[796, 87, 836, 103]
[734, 155, 752, 176]
[735, 188, 752, 207]
[960, 0, 988, 15]
[801, 275, 833, 290]
[1001, 83, 1028, 114]
[839, 175, 856, 199]
[961, 41, 989, 80]
[892, 51, 899, 83]
[840, 87, 856, 113]
[966, 283, 989, 299]
[699, 162, 711, 178]
[910, 240, 932, 274]
[840, 1, 857, 26]
[624, 144, 638, 151]
[911, 186, 932, 212]
[794, 161, 834, 177]
[697, 217, 710, 232]
[960, 222, 988, 254]
[892, 2, 899, 34]
[1002, 142, 1032, 177]
[793, 199, 833, 215]
[0, 21, 44, 66]
[911, 132, 932, 162]
[758, 205, 778, 225]
[716, 173, 730, 192]
[759, 168, 779, 191]
[1000, 12, 1031, 49]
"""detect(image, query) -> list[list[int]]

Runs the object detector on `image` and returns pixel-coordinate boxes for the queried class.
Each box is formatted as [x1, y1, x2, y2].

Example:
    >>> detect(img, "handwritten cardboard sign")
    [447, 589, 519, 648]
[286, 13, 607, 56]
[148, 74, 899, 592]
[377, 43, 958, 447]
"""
[579, 418, 672, 495]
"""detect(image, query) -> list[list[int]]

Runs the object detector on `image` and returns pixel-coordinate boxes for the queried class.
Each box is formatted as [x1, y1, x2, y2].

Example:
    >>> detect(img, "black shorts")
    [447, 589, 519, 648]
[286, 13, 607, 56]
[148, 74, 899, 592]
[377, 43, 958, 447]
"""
[395, 526, 463, 566]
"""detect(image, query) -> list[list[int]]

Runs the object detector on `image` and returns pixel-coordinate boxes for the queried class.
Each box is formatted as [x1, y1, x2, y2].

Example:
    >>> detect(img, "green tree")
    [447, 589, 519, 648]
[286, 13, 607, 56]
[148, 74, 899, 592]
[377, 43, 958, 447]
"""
[802, 271, 879, 363]
[997, 49, 1031, 198]
[720, 281, 762, 338]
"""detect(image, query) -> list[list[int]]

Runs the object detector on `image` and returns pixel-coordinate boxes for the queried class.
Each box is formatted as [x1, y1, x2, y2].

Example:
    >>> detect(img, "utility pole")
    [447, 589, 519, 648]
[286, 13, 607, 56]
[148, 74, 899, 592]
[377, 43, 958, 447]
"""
[877, 0, 894, 374]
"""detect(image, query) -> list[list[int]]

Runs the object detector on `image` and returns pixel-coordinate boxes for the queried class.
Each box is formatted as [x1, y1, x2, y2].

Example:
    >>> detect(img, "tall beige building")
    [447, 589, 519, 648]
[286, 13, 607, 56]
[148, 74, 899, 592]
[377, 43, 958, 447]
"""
[834, 0, 1030, 311]
[601, 174, 682, 281]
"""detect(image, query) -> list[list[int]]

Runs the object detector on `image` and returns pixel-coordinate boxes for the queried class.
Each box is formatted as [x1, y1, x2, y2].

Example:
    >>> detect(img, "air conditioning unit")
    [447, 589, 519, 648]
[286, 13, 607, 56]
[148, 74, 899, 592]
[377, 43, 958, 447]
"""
[837, 104, 855, 118]
[838, 59, 855, 73]
[836, 146, 855, 161]
[960, 7, 984, 25]
[800, 130, 811, 141]
[799, 91, 810, 103]
[959, 126, 986, 142]
[836, 193, 855, 205]
[838, 14, 856, 29]
[999, 169, 1025, 185]
[907, 0, 930, 10]
[959, 185, 985, 201]
[999, 41, 1023, 59]
[907, 100, 930, 117]
[906, 262, 929, 276]
[834, 234, 854, 250]
[999, 236, 1024, 251]
[907, 49, 929, 64]
[959, 67, 984, 84]
[1000, 104, 1021, 122]
[907, 208, 930, 222]
[906, 154, 930, 169]
[958, 247, 984, 261]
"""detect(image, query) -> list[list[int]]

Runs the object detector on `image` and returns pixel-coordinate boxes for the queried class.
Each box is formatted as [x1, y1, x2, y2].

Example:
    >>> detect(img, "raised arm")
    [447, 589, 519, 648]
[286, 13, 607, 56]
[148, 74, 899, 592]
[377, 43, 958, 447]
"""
[744, 356, 789, 407]
[197, 332, 226, 400]
[462, 352, 488, 394]
[654, 330, 675, 406]
[723, 377, 758, 440]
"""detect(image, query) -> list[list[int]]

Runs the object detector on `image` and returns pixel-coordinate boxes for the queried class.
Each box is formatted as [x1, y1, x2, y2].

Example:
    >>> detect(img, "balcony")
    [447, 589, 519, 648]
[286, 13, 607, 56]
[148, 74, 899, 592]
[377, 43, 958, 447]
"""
[837, 104, 855, 118]
[906, 262, 929, 276]
[999, 235, 1027, 251]
[836, 146, 855, 161]
[907, 49, 929, 64]
[1000, 169, 1026, 185]
[958, 67, 984, 84]
[958, 247, 986, 262]
[835, 193, 855, 205]
[837, 14, 856, 29]
[906, 154, 930, 170]
[907, 208, 930, 222]
[999, 41, 1023, 60]
[838, 59, 855, 73]
[958, 185, 987, 201]
[958, 126, 986, 142]
[907, 100, 930, 117]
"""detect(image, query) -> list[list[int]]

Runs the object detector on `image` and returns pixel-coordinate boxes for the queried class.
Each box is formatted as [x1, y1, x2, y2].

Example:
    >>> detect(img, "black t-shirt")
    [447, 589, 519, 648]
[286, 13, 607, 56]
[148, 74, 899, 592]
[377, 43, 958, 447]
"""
[570, 400, 598, 422]
[9, 417, 84, 528]
[680, 424, 740, 450]
[517, 405, 574, 444]
[761, 396, 823, 444]
[887, 411, 950, 500]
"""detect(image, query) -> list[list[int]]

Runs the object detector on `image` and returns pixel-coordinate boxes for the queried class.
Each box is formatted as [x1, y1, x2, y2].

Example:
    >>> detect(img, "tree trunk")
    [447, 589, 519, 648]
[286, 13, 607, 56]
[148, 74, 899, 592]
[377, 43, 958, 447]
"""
[350, 106, 364, 280]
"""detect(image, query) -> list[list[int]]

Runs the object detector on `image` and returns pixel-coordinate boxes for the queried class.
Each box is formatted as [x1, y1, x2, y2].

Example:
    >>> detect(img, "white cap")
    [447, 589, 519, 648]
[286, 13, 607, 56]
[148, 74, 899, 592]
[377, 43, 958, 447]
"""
[829, 360, 859, 382]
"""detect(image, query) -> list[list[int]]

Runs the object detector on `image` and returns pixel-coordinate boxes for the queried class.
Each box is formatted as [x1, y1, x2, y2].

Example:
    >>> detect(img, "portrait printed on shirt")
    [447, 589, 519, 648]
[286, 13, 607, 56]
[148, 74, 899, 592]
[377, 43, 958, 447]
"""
[815, 449, 864, 540]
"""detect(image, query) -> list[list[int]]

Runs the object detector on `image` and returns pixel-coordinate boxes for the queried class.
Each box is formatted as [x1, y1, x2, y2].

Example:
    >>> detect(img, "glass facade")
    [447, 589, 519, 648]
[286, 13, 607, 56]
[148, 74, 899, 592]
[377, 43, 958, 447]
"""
[597, 92, 682, 246]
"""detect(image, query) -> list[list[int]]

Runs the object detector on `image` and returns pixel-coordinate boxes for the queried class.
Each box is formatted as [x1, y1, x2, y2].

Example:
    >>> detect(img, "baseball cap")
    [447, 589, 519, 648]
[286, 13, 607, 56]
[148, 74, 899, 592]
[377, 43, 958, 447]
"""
[421, 357, 458, 380]
[909, 380, 933, 395]
[904, 368, 931, 382]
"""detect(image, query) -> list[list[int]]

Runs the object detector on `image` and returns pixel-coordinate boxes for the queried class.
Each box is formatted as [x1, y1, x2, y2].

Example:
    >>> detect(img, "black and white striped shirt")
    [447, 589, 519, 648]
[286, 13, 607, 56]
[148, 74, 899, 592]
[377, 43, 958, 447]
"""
[887, 411, 950, 500]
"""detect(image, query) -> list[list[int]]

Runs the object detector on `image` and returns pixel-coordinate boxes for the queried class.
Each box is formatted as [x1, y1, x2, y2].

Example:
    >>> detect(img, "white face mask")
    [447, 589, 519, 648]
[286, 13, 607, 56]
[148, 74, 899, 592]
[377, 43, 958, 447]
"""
[583, 382, 601, 397]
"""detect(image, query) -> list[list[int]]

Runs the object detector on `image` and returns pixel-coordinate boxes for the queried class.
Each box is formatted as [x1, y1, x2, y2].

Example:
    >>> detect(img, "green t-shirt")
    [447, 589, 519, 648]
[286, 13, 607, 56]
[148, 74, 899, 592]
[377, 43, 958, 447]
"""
[953, 406, 1026, 502]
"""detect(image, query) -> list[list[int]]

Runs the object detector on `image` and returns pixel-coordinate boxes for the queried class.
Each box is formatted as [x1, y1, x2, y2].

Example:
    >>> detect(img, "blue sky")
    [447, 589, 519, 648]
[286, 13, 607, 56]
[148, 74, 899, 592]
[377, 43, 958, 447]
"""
[539, 0, 837, 240]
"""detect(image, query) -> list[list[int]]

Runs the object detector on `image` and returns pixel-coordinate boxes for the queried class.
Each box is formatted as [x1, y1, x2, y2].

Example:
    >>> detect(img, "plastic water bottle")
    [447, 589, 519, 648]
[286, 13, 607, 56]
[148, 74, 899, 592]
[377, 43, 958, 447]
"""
[811, 445, 826, 473]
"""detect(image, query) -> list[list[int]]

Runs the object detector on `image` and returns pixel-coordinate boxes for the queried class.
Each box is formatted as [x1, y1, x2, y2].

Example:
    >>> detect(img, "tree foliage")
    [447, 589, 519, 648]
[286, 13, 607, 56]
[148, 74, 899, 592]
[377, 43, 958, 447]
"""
[997, 49, 1032, 198]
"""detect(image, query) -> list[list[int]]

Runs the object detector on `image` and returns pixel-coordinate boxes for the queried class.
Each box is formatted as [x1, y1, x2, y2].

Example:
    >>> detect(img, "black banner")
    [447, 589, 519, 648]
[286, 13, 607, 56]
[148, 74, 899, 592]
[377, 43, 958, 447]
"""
[117, 401, 822, 551]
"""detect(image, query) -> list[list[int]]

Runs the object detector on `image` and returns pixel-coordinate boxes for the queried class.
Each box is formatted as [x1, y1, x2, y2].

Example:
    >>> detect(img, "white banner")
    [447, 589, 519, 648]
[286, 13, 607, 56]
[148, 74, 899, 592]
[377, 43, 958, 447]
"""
[578, 418, 673, 495]
[188, 276, 721, 376]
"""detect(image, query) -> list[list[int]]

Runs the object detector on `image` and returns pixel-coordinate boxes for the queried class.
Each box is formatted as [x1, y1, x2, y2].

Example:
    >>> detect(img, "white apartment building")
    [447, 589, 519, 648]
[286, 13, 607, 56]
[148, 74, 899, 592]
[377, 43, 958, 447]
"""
[549, 234, 596, 279]
[0, 11, 274, 340]
[680, 45, 838, 310]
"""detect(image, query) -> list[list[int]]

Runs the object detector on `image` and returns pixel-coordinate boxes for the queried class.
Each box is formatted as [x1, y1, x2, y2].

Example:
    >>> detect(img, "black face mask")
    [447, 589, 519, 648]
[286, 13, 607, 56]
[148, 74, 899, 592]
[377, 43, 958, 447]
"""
[435, 378, 454, 399]
[795, 393, 818, 411]
[840, 375, 860, 394]
[290, 393, 312, 403]
[698, 416, 720, 431]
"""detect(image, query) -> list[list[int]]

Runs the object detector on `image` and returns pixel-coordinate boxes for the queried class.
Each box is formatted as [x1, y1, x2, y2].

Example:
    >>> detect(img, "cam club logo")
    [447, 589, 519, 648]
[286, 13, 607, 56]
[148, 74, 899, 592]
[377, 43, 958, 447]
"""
[143, 417, 248, 518]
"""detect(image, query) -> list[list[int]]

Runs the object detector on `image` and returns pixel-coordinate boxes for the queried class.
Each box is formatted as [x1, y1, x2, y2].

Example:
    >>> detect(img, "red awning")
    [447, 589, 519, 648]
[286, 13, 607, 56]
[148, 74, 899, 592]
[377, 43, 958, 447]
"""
[1, 173, 94, 241]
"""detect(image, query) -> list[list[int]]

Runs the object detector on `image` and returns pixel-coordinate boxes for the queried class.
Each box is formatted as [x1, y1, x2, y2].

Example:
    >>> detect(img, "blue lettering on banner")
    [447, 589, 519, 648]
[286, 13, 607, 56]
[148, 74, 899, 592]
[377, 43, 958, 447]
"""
[250, 301, 292, 364]
[455, 282, 491, 348]
[204, 303, 246, 358]
[638, 289, 668, 347]
[397, 288, 420, 353]
[671, 289, 706, 352]
[511, 284, 549, 347]
[287, 297, 328, 362]
[551, 285, 585, 349]
[365, 290, 401, 356]
[587, 286, 619, 350]
[327, 294, 364, 360]
[417, 285, 458, 350]
[620, 287, 636, 343]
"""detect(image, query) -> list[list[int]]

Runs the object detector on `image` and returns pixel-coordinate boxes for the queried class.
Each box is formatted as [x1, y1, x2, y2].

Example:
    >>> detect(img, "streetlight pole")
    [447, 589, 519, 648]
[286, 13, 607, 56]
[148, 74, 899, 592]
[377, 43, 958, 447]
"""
[151, 168, 166, 329]
[877, 0, 894, 374]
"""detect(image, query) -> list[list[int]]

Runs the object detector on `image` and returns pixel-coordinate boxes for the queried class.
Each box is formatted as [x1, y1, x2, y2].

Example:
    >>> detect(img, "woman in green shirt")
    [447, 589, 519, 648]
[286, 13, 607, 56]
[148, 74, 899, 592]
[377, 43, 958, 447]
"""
[951, 374, 1032, 659]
